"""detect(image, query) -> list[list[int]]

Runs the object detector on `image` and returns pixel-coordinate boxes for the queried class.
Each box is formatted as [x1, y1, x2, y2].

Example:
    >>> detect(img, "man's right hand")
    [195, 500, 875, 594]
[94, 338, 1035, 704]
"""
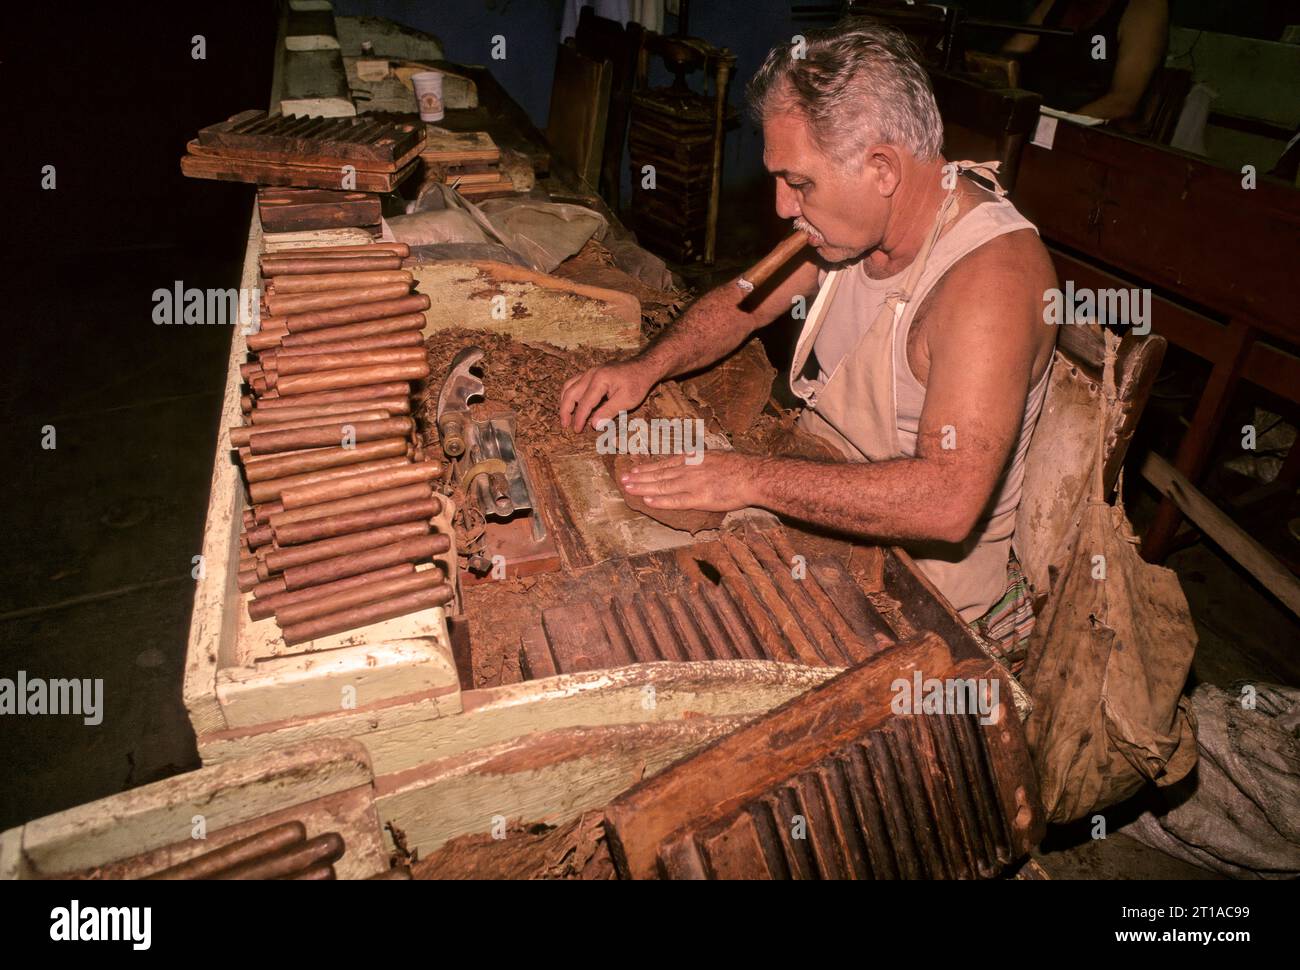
[559, 359, 660, 432]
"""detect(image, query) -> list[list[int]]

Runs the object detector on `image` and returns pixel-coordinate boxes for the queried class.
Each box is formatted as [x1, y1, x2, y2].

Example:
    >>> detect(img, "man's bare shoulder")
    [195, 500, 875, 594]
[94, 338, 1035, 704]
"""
[944, 227, 1056, 304]
[915, 227, 1058, 382]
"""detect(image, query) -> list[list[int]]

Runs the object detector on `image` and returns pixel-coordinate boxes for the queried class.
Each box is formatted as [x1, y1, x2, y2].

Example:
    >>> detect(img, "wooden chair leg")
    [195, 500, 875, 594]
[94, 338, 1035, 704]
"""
[1142, 318, 1255, 562]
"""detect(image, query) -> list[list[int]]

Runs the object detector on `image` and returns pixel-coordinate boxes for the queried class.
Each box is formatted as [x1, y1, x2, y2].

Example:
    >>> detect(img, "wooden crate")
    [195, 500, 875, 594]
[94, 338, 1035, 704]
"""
[0, 740, 388, 880]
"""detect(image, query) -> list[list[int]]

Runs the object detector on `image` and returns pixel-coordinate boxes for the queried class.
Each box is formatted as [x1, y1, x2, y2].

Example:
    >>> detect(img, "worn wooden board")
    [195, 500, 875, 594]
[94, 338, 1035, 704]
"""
[258, 187, 380, 233]
[546, 44, 612, 189]
[1, 740, 387, 880]
[422, 126, 500, 165]
[183, 140, 419, 192]
[375, 716, 751, 859]
[281, 48, 355, 117]
[286, 7, 339, 51]
[413, 260, 640, 349]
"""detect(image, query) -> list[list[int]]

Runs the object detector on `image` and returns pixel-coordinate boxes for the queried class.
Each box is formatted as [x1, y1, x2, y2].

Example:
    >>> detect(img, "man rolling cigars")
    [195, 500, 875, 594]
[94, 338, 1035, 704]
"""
[559, 22, 1058, 658]
[227, 241, 456, 645]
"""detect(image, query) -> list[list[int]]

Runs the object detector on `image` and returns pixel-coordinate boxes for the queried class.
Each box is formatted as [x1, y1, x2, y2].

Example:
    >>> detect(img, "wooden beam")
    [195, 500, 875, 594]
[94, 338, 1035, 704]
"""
[1140, 451, 1300, 618]
[1143, 317, 1255, 561]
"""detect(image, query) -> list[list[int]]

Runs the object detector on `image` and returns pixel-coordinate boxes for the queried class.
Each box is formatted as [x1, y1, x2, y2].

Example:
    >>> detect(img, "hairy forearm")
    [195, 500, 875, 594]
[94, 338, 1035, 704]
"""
[748, 454, 976, 545]
[637, 286, 756, 381]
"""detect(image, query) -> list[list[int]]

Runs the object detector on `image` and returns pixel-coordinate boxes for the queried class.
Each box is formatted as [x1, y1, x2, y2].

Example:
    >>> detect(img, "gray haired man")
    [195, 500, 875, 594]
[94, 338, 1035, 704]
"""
[560, 22, 1058, 653]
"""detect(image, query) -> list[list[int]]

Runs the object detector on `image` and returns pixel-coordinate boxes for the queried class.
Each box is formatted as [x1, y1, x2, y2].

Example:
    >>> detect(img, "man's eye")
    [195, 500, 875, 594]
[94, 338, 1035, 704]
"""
[789, 181, 811, 191]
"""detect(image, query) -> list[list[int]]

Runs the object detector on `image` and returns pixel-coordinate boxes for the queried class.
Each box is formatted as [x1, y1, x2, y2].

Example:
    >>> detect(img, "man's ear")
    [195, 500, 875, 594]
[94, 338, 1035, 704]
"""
[866, 145, 904, 197]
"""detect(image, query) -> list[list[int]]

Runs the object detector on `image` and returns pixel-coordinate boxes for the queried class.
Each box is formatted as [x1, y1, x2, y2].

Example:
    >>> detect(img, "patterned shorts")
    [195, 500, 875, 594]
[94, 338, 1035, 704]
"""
[971, 552, 1035, 673]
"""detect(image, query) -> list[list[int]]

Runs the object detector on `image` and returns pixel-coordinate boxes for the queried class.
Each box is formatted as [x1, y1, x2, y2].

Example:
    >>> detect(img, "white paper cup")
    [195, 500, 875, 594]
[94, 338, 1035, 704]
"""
[411, 71, 445, 123]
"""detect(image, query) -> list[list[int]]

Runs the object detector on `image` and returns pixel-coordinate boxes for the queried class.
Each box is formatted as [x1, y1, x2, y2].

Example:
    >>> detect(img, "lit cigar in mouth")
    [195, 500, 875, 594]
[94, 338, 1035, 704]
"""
[737, 230, 810, 293]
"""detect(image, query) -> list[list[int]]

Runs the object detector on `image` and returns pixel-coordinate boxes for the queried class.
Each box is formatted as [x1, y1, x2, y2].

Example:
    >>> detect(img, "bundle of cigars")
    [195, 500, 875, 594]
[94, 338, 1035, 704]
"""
[145, 823, 346, 880]
[232, 241, 454, 647]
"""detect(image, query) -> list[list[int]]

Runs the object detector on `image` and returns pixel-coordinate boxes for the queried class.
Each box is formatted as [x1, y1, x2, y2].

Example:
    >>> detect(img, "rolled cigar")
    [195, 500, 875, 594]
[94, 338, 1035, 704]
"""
[245, 524, 274, 548]
[285, 863, 337, 880]
[264, 520, 432, 574]
[282, 294, 430, 334]
[282, 583, 455, 645]
[268, 269, 413, 294]
[211, 832, 346, 880]
[276, 567, 445, 627]
[266, 332, 423, 360]
[247, 455, 411, 505]
[239, 362, 262, 380]
[737, 230, 809, 292]
[250, 399, 408, 423]
[269, 483, 435, 528]
[274, 496, 438, 546]
[275, 361, 429, 397]
[273, 347, 427, 376]
[281, 461, 444, 509]
[265, 282, 412, 317]
[237, 568, 259, 592]
[249, 417, 413, 456]
[242, 438, 409, 485]
[253, 381, 412, 409]
[253, 501, 283, 524]
[275, 242, 410, 258]
[231, 409, 390, 446]
[241, 394, 255, 412]
[252, 575, 287, 597]
[260, 254, 402, 276]
[283, 534, 450, 590]
[251, 374, 270, 395]
[248, 563, 415, 621]
[247, 330, 285, 353]
[279, 313, 426, 347]
[146, 822, 307, 880]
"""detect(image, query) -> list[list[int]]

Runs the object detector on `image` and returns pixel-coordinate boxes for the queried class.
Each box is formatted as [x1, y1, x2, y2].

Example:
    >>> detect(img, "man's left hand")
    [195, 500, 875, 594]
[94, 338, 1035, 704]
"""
[619, 451, 761, 513]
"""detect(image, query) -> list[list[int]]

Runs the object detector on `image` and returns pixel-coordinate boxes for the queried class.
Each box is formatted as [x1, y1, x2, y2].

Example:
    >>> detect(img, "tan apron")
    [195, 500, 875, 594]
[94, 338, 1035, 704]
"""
[789, 161, 1043, 621]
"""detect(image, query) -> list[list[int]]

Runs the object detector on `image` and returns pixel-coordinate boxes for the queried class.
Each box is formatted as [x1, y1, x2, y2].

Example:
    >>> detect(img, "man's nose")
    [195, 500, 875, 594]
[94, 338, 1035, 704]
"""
[774, 181, 800, 221]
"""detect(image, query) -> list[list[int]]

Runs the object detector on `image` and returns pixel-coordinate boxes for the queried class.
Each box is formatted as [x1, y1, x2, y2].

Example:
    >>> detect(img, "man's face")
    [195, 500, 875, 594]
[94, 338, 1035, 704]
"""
[762, 109, 886, 264]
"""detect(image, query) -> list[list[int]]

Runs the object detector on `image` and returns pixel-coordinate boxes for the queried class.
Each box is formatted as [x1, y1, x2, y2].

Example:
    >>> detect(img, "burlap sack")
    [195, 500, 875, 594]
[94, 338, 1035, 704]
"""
[1021, 333, 1198, 823]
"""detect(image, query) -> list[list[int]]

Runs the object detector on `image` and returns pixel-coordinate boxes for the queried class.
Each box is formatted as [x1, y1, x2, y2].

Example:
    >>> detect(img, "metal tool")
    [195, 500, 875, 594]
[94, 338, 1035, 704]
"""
[435, 345, 544, 540]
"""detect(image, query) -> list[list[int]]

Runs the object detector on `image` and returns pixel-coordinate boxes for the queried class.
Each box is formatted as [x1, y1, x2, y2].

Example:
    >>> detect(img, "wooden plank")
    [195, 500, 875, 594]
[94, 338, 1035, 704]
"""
[375, 717, 750, 859]
[282, 48, 355, 117]
[182, 144, 419, 192]
[1141, 451, 1300, 617]
[546, 44, 612, 189]
[11, 740, 383, 878]
[603, 633, 953, 879]
[1143, 318, 1255, 560]
[258, 187, 380, 233]
[286, 7, 339, 51]
[1018, 124, 1300, 341]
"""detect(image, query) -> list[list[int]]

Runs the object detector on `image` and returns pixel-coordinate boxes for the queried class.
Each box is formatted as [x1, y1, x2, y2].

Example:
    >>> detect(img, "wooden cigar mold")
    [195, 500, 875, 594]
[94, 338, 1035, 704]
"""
[232, 243, 453, 647]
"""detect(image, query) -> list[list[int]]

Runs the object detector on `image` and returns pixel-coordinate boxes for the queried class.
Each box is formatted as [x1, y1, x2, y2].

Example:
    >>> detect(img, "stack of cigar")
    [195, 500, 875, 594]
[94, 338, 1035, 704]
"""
[146, 822, 345, 880]
[231, 242, 454, 646]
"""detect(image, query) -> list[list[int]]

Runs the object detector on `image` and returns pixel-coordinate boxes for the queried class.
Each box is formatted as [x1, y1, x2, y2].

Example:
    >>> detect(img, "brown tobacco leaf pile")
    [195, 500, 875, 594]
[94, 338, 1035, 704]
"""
[411, 812, 616, 880]
[419, 327, 621, 457]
